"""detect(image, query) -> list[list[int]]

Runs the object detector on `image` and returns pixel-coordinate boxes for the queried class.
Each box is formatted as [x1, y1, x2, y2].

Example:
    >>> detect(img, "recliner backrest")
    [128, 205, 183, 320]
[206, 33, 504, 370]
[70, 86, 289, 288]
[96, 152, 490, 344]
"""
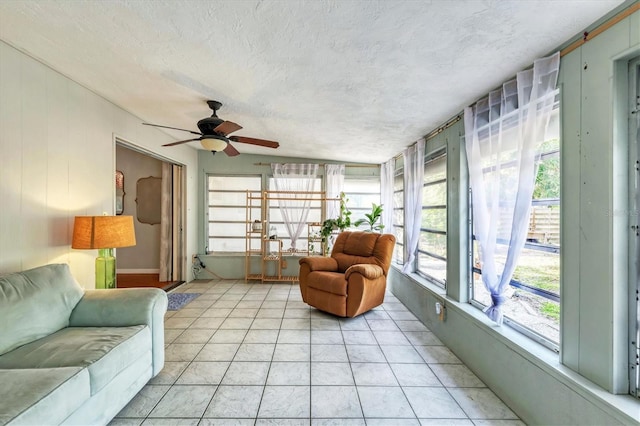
[331, 231, 396, 275]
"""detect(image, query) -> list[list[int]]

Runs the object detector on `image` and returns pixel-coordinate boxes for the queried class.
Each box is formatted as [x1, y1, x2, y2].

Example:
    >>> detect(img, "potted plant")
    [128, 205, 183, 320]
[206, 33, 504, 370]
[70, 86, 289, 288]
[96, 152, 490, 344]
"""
[354, 203, 384, 232]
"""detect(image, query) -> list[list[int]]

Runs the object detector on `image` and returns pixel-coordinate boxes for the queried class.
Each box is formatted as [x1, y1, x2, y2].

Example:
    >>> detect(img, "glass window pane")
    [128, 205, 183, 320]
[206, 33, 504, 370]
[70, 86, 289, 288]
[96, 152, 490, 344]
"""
[307, 208, 322, 223]
[472, 265, 559, 344]
[268, 177, 321, 192]
[423, 182, 446, 206]
[209, 207, 252, 221]
[418, 253, 446, 282]
[209, 238, 246, 252]
[344, 177, 381, 229]
[422, 208, 446, 232]
[207, 175, 261, 253]
[209, 176, 262, 190]
[209, 222, 246, 237]
[420, 232, 446, 258]
[529, 205, 559, 246]
[424, 155, 446, 183]
[209, 191, 248, 206]
[393, 243, 403, 264]
[344, 179, 380, 193]
[268, 208, 283, 223]
[472, 233, 560, 344]
[347, 193, 381, 209]
[469, 95, 560, 347]
[419, 151, 447, 283]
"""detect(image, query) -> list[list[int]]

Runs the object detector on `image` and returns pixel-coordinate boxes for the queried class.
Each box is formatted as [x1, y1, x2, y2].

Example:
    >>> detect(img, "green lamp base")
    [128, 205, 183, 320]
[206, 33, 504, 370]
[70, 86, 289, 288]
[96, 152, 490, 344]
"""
[95, 248, 116, 289]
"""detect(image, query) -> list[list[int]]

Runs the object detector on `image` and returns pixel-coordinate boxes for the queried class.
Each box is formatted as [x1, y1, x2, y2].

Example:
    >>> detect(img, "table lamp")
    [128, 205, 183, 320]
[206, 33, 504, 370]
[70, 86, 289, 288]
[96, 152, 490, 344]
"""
[72, 215, 136, 289]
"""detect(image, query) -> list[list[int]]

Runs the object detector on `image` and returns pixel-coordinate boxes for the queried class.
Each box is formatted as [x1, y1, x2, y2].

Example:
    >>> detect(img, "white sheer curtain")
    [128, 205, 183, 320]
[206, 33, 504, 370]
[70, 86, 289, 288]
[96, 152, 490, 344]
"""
[271, 163, 319, 250]
[324, 164, 344, 220]
[380, 159, 394, 234]
[465, 52, 560, 324]
[402, 140, 425, 273]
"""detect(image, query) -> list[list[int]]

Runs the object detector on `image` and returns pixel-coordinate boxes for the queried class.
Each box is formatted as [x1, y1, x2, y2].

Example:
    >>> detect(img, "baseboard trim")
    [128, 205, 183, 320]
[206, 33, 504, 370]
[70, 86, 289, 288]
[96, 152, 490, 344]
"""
[116, 269, 160, 274]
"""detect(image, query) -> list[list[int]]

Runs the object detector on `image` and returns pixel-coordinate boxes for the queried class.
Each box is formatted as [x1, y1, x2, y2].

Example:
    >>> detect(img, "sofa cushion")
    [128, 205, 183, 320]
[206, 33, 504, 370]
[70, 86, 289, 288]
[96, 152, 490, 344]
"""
[307, 271, 348, 296]
[0, 367, 90, 426]
[0, 264, 84, 356]
[0, 325, 150, 395]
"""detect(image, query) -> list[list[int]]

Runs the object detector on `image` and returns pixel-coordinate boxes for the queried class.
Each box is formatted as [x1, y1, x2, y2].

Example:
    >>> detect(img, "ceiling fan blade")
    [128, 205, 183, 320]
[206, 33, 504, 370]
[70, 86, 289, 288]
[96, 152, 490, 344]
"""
[223, 143, 241, 157]
[214, 121, 242, 136]
[162, 137, 201, 147]
[143, 122, 202, 136]
[229, 136, 279, 149]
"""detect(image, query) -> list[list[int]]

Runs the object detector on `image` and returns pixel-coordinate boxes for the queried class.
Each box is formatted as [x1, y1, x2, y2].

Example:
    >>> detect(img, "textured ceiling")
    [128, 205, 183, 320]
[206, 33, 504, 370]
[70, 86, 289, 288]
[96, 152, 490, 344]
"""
[0, 0, 625, 163]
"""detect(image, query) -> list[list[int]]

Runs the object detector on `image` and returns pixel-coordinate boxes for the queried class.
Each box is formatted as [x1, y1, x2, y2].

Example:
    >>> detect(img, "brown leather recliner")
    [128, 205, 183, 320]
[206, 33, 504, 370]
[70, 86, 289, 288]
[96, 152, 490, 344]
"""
[298, 231, 396, 317]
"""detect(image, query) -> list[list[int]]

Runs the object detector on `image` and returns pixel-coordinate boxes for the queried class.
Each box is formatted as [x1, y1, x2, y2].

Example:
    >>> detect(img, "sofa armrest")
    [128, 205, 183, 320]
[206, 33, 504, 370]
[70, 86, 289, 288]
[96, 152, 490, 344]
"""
[345, 264, 384, 280]
[69, 288, 168, 376]
[299, 256, 339, 272]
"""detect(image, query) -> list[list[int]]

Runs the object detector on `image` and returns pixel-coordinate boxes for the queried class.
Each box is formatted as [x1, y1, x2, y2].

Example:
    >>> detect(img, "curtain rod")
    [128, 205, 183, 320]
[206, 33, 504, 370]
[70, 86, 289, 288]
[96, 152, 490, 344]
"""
[253, 162, 377, 168]
[560, 2, 640, 57]
[424, 114, 463, 141]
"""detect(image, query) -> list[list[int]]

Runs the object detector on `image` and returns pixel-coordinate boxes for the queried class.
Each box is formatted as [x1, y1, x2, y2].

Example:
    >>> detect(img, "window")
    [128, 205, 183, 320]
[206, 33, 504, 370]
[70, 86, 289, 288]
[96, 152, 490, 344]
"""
[418, 151, 447, 285]
[393, 157, 404, 264]
[344, 175, 381, 230]
[471, 101, 561, 349]
[207, 175, 261, 253]
[267, 177, 322, 252]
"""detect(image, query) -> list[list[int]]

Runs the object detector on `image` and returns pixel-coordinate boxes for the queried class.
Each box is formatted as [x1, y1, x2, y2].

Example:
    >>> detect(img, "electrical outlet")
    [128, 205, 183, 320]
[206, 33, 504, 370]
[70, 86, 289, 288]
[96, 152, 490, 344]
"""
[435, 301, 446, 321]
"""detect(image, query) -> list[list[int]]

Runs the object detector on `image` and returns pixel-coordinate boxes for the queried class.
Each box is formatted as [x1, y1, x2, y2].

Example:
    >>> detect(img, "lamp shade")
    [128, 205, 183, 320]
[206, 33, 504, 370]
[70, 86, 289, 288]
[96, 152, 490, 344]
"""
[72, 216, 136, 249]
[200, 136, 228, 152]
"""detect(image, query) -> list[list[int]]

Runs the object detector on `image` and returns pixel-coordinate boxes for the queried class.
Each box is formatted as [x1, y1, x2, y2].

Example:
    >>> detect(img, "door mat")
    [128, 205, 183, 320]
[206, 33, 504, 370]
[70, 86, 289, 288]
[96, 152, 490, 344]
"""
[167, 293, 201, 311]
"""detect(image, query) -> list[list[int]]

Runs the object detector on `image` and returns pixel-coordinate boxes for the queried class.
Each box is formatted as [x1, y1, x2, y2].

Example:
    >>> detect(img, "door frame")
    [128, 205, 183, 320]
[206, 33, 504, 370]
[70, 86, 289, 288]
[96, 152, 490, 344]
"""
[114, 135, 187, 282]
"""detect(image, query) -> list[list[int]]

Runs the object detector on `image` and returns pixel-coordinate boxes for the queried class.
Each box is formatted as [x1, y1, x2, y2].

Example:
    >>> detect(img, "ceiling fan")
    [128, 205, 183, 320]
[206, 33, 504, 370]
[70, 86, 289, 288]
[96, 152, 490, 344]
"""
[142, 100, 279, 156]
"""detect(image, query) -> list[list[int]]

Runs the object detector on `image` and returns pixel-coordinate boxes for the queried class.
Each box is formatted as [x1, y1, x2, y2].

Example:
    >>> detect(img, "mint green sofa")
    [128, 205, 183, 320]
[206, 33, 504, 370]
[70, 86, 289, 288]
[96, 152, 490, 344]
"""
[0, 264, 168, 426]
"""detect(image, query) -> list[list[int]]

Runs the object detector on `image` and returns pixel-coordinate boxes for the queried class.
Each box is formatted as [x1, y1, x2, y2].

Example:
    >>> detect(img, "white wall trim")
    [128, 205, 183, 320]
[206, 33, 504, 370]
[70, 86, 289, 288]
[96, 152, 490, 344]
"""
[116, 269, 160, 274]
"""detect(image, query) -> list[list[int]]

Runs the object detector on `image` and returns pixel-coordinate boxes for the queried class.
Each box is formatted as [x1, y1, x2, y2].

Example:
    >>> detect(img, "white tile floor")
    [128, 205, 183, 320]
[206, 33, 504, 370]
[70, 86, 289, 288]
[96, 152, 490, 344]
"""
[111, 280, 525, 426]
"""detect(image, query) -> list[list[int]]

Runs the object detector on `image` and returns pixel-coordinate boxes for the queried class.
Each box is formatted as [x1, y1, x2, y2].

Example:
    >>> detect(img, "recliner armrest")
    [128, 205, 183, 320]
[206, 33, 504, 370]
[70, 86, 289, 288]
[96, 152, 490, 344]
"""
[299, 256, 339, 272]
[345, 264, 384, 280]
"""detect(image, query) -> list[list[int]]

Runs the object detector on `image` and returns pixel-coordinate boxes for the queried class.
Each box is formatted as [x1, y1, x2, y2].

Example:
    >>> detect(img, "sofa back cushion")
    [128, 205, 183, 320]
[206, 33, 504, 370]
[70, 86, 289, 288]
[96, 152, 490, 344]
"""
[331, 232, 396, 275]
[0, 264, 84, 356]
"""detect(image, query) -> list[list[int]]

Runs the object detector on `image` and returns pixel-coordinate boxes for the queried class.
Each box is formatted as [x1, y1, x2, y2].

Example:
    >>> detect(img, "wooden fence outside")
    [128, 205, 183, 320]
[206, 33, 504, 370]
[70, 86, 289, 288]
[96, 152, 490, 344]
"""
[528, 205, 560, 245]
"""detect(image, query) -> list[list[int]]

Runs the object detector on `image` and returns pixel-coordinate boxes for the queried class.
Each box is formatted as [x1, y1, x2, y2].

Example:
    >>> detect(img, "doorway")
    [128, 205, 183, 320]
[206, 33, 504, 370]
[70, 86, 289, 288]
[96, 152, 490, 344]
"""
[115, 141, 185, 290]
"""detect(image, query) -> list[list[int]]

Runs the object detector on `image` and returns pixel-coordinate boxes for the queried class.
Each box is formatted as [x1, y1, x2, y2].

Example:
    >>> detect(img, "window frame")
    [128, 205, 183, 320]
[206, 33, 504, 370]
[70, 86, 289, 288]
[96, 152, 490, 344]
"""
[417, 149, 447, 287]
[343, 174, 381, 231]
[266, 176, 323, 252]
[628, 56, 640, 399]
[206, 174, 262, 254]
[393, 156, 405, 265]
[468, 100, 561, 352]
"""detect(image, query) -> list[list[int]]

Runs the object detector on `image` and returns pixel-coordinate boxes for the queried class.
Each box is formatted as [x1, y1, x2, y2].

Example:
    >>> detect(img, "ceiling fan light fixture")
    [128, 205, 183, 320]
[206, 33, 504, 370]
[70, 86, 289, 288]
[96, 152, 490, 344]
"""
[144, 100, 280, 156]
[200, 135, 228, 152]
